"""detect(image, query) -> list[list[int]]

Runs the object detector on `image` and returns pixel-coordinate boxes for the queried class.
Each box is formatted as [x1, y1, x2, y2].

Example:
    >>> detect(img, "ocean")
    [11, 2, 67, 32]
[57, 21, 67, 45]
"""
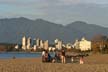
[0, 52, 55, 59]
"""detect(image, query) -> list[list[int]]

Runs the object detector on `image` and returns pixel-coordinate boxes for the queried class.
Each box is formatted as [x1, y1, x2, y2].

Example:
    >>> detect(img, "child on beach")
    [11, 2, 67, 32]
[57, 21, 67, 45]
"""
[71, 57, 74, 63]
[80, 56, 84, 64]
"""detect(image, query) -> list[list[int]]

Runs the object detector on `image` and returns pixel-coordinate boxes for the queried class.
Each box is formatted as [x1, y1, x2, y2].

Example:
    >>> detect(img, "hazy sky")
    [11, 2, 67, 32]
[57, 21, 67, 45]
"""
[0, 0, 108, 27]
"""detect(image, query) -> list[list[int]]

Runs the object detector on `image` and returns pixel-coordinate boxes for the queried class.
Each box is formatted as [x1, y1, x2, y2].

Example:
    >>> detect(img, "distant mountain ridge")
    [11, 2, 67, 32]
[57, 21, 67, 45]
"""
[0, 17, 108, 44]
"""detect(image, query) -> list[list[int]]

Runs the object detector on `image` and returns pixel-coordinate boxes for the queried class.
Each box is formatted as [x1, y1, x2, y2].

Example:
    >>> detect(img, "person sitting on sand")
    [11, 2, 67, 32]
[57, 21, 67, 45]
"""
[42, 50, 46, 62]
[52, 58, 56, 63]
[44, 50, 52, 62]
[48, 52, 52, 62]
[42, 50, 46, 56]
[44, 50, 48, 62]
[54, 51, 60, 62]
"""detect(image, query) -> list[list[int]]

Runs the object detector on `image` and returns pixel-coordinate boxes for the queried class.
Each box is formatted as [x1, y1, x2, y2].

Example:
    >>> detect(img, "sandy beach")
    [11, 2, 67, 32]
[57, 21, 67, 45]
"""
[0, 54, 108, 72]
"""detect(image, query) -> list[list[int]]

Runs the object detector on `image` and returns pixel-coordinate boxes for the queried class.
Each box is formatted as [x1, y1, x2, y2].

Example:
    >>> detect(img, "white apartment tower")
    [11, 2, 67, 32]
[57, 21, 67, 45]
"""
[73, 37, 91, 51]
[73, 39, 79, 49]
[55, 39, 62, 50]
[58, 41, 62, 50]
[22, 36, 27, 50]
[66, 43, 72, 49]
[79, 37, 91, 51]
[33, 45, 37, 51]
[36, 38, 40, 47]
[40, 40, 44, 48]
[55, 39, 59, 44]
[44, 40, 49, 50]
[27, 37, 31, 49]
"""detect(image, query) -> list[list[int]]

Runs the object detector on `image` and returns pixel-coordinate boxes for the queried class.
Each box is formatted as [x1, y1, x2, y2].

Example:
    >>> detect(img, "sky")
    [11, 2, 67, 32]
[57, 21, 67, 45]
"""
[0, 0, 108, 27]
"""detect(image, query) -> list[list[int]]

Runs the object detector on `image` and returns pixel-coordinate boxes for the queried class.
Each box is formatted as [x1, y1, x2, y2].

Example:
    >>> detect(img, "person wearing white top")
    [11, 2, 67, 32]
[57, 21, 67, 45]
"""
[42, 50, 45, 56]
[42, 50, 46, 62]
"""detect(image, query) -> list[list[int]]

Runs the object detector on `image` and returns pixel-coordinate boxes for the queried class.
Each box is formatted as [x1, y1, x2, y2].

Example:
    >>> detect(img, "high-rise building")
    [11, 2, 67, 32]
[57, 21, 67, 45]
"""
[58, 41, 62, 50]
[27, 37, 31, 49]
[44, 40, 49, 50]
[55, 39, 59, 44]
[36, 38, 40, 47]
[55, 39, 62, 50]
[22, 36, 27, 50]
[73, 39, 79, 49]
[33, 38, 36, 46]
[66, 43, 72, 49]
[33, 45, 37, 51]
[40, 40, 43, 48]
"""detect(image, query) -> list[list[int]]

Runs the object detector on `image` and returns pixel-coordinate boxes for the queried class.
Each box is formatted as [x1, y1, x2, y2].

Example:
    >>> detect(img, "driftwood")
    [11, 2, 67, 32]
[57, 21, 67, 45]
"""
[66, 52, 89, 58]
[65, 52, 79, 58]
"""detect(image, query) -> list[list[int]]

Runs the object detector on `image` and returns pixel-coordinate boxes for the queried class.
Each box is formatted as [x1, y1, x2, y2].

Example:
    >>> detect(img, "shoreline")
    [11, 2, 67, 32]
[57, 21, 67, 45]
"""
[0, 51, 42, 53]
[0, 54, 108, 64]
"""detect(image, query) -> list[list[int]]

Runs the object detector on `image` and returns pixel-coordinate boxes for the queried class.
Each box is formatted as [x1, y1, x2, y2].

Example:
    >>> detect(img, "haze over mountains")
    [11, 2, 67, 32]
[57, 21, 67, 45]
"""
[0, 17, 108, 44]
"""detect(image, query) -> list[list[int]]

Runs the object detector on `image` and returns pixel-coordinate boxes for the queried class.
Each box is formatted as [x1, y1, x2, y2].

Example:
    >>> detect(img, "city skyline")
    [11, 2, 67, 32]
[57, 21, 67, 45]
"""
[0, 0, 108, 27]
[21, 36, 91, 51]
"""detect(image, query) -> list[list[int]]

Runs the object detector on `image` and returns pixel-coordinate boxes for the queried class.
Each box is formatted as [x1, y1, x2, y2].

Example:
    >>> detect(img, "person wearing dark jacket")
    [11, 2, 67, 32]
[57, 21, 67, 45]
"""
[61, 49, 66, 63]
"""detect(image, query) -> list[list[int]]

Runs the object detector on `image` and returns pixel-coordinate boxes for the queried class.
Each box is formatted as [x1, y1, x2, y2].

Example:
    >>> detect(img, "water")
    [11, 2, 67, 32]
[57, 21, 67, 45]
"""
[0, 52, 55, 59]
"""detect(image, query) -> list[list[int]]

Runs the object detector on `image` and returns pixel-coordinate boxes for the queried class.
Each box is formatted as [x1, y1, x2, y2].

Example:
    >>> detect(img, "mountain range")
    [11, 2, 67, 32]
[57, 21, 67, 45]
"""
[0, 17, 108, 44]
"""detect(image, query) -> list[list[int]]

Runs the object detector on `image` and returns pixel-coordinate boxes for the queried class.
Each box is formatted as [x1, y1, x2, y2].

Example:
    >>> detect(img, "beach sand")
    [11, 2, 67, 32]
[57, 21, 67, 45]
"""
[0, 54, 108, 72]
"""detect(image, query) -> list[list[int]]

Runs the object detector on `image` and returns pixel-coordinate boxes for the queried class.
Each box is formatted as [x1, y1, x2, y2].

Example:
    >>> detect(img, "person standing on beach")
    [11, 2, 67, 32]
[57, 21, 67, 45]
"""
[71, 57, 74, 63]
[61, 49, 66, 63]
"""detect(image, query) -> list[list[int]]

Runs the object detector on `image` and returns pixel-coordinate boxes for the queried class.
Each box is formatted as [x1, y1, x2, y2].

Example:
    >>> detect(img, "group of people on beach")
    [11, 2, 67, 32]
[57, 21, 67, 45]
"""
[42, 49, 66, 63]
[42, 50, 54, 62]
[42, 49, 84, 64]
